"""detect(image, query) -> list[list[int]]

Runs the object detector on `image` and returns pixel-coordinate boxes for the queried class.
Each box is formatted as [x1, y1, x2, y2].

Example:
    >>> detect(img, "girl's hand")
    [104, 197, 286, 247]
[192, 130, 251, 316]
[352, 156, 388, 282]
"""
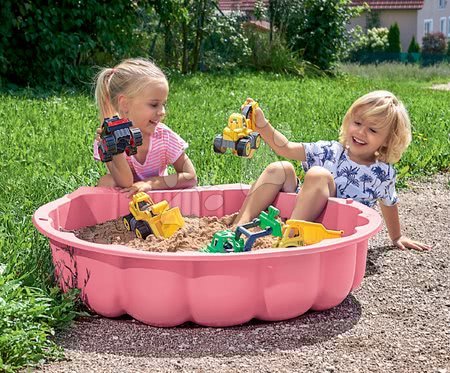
[120, 181, 152, 198]
[95, 127, 102, 141]
[392, 235, 432, 251]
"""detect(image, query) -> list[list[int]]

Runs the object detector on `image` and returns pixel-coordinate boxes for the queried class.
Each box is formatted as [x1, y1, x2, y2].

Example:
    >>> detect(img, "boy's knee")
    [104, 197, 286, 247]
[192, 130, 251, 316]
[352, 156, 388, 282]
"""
[264, 161, 295, 178]
[304, 166, 333, 183]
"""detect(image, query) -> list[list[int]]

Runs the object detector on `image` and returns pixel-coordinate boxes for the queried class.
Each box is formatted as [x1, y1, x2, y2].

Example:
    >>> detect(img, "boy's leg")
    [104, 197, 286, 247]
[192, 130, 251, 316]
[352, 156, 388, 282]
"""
[234, 161, 297, 225]
[291, 166, 336, 221]
[97, 174, 117, 187]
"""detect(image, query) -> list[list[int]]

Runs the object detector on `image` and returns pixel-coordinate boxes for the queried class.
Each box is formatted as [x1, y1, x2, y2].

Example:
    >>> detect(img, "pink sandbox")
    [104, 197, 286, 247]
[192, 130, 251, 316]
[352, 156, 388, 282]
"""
[33, 184, 382, 327]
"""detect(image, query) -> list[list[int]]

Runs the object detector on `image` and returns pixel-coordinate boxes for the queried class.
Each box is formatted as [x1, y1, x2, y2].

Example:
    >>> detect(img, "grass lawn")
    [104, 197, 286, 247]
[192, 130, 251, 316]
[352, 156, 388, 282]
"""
[0, 64, 449, 371]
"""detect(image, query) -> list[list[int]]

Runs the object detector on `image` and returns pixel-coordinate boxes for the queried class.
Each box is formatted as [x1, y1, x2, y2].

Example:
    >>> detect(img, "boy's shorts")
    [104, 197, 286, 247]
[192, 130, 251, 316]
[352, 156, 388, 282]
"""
[295, 177, 301, 193]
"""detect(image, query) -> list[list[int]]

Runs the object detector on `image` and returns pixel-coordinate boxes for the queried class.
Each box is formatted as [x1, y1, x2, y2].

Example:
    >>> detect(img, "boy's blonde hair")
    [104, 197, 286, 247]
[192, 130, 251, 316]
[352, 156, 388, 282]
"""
[339, 90, 412, 164]
[94, 58, 167, 121]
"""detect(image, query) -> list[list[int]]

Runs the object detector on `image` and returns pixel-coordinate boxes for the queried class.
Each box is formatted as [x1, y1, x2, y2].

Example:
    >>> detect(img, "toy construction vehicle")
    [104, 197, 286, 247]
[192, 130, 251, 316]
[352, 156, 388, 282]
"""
[98, 116, 143, 162]
[275, 220, 343, 248]
[213, 99, 261, 158]
[235, 206, 283, 251]
[202, 206, 282, 253]
[200, 230, 245, 253]
[123, 192, 185, 239]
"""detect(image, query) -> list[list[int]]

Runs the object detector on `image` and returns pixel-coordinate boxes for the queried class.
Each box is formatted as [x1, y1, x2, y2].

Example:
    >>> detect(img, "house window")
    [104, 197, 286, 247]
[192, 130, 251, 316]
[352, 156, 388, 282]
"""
[424, 19, 433, 34]
[448, 17, 450, 36]
[439, 0, 446, 9]
[441, 17, 446, 33]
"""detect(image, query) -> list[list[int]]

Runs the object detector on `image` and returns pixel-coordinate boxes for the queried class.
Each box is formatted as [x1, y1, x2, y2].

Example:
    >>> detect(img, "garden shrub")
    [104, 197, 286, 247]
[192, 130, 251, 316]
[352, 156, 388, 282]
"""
[407, 36, 420, 53]
[386, 22, 401, 53]
[422, 32, 447, 54]
[0, 1, 148, 88]
[272, 0, 363, 71]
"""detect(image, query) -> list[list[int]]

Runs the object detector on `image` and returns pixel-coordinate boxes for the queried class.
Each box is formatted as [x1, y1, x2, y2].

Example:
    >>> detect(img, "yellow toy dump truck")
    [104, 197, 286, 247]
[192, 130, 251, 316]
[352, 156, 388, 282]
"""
[213, 99, 261, 158]
[123, 192, 184, 239]
[275, 220, 343, 248]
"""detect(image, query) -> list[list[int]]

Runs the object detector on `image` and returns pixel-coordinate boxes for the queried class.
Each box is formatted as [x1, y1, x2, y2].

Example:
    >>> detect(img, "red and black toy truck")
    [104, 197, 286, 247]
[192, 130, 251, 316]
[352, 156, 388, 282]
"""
[97, 116, 143, 162]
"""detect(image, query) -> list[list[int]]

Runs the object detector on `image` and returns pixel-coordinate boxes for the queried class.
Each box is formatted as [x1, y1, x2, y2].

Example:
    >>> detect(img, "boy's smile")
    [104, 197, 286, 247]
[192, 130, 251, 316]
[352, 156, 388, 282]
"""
[346, 108, 390, 165]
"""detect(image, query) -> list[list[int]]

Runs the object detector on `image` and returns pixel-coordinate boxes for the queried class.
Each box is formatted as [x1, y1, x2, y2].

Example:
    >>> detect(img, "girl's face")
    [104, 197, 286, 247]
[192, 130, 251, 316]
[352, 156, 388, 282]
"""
[345, 107, 390, 165]
[120, 79, 169, 135]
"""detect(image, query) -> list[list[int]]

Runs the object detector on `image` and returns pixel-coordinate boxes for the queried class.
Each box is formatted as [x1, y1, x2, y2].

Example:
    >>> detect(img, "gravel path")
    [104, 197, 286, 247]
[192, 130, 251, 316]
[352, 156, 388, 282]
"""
[39, 174, 449, 373]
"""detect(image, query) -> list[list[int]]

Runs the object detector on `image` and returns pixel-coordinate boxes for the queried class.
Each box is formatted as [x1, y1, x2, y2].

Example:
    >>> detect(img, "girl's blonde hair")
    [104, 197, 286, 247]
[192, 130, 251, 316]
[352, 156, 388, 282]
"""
[94, 58, 167, 121]
[339, 90, 412, 164]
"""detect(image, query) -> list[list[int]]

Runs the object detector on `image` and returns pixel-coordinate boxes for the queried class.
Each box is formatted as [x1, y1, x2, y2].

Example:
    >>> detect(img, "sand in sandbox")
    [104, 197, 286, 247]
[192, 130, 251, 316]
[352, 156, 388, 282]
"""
[74, 214, 277, 252]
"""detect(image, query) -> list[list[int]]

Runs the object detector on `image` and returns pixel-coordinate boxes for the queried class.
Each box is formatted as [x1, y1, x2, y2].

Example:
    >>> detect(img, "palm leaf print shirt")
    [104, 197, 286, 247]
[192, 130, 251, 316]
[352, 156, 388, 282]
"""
[302, 141, 398, 207]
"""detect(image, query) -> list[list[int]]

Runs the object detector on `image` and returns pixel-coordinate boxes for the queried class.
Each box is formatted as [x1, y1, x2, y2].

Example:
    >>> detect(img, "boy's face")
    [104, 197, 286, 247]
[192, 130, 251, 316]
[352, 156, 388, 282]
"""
[120, 79, 169, 135]
[345, 107, 390, 165]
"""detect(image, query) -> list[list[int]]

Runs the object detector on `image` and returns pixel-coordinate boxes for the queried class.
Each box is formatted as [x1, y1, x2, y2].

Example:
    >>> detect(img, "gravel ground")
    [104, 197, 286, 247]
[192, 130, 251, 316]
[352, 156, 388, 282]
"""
[37, 174, 449, 373]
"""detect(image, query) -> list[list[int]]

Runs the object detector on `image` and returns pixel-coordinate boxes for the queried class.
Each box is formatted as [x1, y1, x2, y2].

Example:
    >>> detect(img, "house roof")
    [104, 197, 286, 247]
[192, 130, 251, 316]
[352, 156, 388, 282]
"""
[218, 0, 269, 12]
[219, 0, 424, 12]
[352, 0, 424, 10]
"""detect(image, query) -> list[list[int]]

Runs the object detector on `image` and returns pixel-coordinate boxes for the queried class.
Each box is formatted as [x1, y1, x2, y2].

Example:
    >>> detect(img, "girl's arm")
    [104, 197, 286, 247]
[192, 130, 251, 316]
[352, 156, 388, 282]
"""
[255, 107, 306, 161]
[105, 153, 134, 188]
[121, 152, 197, 197]
[379, 203, 431, 251]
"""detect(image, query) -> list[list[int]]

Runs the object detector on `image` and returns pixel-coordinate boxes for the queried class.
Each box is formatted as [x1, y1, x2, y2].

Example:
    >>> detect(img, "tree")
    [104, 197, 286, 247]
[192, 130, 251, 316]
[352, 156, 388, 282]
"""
[386, 22, 401, 53]
[407, 36, 420, 53]
[269, 0, 364, 71]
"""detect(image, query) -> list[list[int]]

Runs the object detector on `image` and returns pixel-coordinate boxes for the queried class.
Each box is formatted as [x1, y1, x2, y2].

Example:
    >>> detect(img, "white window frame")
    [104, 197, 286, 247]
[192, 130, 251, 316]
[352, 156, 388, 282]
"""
[439, 0, 446, 9]
[424, 19, 433, 34]
[448, 17, 450, 37]
[440, 17, 446, 33]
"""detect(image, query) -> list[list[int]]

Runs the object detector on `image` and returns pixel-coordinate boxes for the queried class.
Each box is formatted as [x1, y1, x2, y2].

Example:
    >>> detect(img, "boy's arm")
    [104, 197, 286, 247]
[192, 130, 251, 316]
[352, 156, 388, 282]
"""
[255, 108, 306, 161]
[379, 203, 431, 251]
[121, 152, 197, 197]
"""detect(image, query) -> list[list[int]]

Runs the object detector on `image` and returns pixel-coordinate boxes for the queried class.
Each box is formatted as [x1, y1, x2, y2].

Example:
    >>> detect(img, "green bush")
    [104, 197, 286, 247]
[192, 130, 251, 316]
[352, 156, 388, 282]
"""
[0, 1, 148, 88]
[243, 29, 310, 76]
[387, 22, 401, 53]
[272, 0, 363, 71]
[407, 36, 420, 53]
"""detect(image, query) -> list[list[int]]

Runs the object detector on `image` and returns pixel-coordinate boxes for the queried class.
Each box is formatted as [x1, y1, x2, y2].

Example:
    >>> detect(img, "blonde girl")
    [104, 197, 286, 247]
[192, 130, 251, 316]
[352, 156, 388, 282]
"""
[93, 58, 197, 196]
[234, 91, 431, 251]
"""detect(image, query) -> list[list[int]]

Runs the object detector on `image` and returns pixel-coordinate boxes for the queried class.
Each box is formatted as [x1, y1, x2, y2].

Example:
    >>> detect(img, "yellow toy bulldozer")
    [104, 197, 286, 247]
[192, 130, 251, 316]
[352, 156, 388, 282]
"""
[123, 192, 185, 239]
[275, 220, 343, 248]
[213, 99, 261, 158]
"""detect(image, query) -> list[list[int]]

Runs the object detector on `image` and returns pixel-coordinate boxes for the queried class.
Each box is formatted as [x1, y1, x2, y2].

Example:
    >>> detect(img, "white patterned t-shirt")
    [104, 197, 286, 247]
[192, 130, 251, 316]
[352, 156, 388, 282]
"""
[302, 140, 398, 207]
[94, 123, 188, 181]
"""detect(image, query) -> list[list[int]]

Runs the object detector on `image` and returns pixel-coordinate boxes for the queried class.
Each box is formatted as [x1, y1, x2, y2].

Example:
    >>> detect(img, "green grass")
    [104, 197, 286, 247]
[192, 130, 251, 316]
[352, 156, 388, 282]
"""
[1, 67, 449, 370]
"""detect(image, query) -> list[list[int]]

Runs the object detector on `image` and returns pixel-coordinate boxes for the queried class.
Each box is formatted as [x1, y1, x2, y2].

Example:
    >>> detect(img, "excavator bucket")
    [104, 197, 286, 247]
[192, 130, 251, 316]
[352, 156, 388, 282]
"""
[287, 220, 343, 246]
[159, 207, 185, 238]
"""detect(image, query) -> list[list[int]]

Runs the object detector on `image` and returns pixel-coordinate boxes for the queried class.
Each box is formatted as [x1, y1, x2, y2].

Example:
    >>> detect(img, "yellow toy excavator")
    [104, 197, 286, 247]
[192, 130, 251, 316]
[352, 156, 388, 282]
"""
[213, 99, 261, 158]
[275, 220, 343, 248]
[123, 192, 185, 239]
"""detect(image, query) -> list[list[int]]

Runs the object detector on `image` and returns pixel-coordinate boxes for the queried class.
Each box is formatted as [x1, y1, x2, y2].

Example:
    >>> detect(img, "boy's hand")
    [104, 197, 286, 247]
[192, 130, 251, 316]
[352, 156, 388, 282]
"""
[392, 235, 432, 251]
[244, 97, 268, 129]
[120, 181, 152, 198]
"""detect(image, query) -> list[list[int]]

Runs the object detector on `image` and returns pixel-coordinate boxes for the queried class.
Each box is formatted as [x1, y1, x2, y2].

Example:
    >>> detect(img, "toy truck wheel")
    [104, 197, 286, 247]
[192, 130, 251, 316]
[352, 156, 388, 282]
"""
[213, 135, 226, 154]
[236, 138, 251, 157]
[125, 146, 138, 156]
[123, 214, 134, 231]
[135, 221, 152, 240]
[223, 242, 234, 253]
[104, 135, 117, 154]
[98, 145, 113, 162]
[130, 128, 143, 147]
[249, 132, 261, 149]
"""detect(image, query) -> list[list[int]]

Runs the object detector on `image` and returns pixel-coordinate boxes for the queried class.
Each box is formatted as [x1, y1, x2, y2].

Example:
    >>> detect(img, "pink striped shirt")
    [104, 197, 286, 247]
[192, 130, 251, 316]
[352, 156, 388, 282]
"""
[93, 123, 188, 181]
